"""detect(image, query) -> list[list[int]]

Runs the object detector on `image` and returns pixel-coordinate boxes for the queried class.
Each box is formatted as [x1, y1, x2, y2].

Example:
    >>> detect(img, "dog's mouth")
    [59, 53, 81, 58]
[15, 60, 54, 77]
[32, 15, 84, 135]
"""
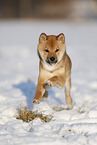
[46, 57, 58, 65]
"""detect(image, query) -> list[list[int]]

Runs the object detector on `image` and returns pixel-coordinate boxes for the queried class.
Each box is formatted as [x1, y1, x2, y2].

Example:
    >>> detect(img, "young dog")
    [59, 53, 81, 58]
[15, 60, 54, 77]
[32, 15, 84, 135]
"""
[32, 33, 72, 105]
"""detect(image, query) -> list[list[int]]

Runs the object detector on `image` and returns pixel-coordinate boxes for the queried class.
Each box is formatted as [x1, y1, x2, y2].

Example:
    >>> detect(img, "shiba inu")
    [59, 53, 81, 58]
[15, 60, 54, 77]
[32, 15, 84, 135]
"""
[32, 33, 72, 105]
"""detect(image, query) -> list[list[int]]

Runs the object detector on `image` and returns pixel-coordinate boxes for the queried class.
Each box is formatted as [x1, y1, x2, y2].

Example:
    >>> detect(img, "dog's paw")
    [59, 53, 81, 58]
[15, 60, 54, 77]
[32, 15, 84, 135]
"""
[32, 99, 40, 104]
[64, 103, 74, 110]
[43, 80, 52, 90]
[45, 80, 53, 86]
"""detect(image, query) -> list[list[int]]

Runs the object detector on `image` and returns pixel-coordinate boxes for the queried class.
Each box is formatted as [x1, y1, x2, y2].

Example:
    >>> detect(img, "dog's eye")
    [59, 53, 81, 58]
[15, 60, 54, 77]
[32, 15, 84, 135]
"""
[55, 49, 59, 52]
[45, 49, 49, 52]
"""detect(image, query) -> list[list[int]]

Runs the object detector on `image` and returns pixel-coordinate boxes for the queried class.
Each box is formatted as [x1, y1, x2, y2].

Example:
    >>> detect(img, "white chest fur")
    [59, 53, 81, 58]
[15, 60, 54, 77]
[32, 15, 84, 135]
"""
[41, 61, 65, 78]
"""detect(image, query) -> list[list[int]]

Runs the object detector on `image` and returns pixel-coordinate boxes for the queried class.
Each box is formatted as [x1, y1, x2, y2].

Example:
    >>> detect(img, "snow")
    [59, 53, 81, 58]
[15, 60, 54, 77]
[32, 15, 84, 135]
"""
[0, 19, 97, 145]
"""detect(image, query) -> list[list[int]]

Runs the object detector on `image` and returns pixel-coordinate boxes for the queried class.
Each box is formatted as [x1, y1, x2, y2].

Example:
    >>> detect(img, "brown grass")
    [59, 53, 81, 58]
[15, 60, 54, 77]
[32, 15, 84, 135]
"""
[78, 107, 86, 114]
[16, 104, 53, 123]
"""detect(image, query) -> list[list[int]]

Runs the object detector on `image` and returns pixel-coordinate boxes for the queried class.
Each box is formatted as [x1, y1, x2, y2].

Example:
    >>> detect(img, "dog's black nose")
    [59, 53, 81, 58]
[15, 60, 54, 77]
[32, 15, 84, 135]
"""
[50, 57, 55, 62]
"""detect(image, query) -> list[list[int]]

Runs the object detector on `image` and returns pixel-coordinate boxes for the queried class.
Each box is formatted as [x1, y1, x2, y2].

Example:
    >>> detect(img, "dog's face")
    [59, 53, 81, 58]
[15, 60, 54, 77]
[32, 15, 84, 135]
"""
[38, 33, 66, 66]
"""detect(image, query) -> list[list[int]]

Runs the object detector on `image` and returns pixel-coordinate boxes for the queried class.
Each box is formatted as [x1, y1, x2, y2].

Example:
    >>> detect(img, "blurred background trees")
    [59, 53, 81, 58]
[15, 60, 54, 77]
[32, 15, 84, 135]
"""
[0, 0, 97, 20]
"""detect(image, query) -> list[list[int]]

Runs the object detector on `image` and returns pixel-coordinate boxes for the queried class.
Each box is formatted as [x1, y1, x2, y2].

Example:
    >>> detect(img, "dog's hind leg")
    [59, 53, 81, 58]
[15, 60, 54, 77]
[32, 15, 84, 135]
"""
[65, 73, 72, 105]
[43, 90, 48, 100]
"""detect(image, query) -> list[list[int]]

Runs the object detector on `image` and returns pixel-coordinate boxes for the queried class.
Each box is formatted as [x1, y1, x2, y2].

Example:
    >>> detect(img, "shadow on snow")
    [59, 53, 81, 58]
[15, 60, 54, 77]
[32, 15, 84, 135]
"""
[13, 81, 36, 109]
[13, 81, 64, 108]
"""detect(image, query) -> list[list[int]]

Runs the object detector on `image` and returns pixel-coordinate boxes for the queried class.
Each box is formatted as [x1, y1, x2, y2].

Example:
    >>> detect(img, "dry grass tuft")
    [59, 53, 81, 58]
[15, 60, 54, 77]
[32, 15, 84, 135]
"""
[78, 107, 86, 113]
[16, 104, 53, 123]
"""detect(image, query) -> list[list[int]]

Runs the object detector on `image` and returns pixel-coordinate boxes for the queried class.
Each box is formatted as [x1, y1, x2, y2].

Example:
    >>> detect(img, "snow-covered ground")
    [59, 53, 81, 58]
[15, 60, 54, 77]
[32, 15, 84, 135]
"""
[0, 19, 97, 145]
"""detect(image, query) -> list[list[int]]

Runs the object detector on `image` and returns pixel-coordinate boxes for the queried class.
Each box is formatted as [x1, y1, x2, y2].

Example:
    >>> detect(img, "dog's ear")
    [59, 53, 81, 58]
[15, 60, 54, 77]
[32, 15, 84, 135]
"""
[39, 33, 47, 43]
[57, 33, 65, 43]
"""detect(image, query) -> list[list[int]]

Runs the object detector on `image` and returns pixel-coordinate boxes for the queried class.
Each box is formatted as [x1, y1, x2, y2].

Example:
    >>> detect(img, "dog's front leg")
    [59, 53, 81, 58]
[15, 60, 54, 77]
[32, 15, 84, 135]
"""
[32, 83, 45, 104]
[44, 76, 65, 88]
